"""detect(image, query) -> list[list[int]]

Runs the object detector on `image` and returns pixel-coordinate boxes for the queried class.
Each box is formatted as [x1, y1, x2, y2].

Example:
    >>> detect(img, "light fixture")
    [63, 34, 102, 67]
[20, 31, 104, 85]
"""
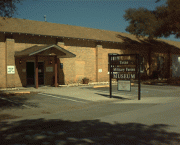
[19, 59, 22, 64]
[178, 57, 180, 63]
[49, 60, 53, 64]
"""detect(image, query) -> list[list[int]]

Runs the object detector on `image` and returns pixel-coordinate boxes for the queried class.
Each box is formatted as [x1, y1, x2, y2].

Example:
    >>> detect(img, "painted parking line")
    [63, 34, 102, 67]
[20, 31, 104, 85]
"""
[0, 97, 31, 108]
[38, 93, 87, 103]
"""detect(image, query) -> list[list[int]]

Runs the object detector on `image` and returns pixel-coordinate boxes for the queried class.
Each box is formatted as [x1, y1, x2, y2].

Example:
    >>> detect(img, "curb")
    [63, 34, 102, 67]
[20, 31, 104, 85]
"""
[93, 85, 109, 88]
[1, 91, 31, 95]
[14, 91, 31, 94]
[93, 83, 136, 88]
[58, 82, 117, 87]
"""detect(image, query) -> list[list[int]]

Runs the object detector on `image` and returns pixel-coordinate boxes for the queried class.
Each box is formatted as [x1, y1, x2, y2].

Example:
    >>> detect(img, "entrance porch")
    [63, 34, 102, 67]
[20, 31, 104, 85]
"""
[15, 44, 76, 88]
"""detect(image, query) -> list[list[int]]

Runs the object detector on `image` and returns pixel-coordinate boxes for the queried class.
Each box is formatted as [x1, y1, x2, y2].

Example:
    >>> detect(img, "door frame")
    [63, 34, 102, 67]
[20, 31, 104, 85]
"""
[26, 60, 45, 86]
[26, 61, 35, 86]
[38, 61, 45, 85]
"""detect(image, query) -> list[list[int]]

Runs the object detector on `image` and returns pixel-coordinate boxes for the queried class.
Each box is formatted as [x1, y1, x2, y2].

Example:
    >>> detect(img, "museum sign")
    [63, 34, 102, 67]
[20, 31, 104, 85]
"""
[108, 54, 141, 100]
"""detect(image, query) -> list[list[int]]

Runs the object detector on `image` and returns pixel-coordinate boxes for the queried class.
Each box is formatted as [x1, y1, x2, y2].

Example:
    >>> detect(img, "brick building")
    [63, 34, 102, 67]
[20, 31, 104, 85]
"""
[0, 17, 180, 88]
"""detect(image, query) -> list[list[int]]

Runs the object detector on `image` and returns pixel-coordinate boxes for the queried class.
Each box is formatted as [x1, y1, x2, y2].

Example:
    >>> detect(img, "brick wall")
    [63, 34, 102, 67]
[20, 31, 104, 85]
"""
[0, 33, 179, 88]
[0, 34, 6, 88]
[96, 44, 124, 82]
[58, 40, 96, 84]
[6, 38, 15, 88]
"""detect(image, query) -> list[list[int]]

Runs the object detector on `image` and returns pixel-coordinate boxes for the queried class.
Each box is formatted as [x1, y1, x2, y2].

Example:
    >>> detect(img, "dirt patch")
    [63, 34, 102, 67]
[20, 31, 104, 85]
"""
[0, 114, 21, 121]
[41, 110, 51, 114]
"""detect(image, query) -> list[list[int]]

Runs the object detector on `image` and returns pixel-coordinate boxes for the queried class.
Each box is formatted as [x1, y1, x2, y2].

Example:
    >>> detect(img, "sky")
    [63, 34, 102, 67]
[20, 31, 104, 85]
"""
[13, 0, 179, 42]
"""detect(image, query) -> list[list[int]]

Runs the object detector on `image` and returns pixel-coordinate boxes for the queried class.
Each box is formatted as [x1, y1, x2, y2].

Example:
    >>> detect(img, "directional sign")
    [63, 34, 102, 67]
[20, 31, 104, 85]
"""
[111, 60, 136, 65]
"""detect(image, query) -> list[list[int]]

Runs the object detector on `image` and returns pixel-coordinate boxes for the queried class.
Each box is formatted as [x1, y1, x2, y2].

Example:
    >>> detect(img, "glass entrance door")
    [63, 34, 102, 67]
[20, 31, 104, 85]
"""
[26, 62, 44, 86]
[26, 62, 35, 85]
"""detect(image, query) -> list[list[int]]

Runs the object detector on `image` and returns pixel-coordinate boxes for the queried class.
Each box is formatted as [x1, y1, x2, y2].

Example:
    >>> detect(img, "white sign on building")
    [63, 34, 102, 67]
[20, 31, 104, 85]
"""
[46, 67, 53, 72]
[98, 69, 102, 72]
[7, 66, 15, 74]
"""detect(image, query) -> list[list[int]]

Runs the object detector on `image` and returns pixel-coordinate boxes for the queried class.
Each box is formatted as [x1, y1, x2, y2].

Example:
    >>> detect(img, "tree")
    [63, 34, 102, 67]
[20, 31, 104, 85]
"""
[123, 0, 180, 39]
[0, 0, 21, 17]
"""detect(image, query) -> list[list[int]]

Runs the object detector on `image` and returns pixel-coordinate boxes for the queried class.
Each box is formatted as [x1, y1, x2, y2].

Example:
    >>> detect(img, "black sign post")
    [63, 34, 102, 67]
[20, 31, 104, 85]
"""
[109, 54, 141, 100]
[137, 54, 141, 100]
[109, 54, 112, 98]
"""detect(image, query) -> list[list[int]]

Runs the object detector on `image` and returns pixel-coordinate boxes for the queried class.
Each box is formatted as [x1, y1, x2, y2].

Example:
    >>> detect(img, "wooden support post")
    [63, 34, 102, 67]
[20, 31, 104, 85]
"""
[96, 47, 98, 82]
[168, 49, 171, 79]
[55, 55, 58, 87]
[35, 55, 38, 89]
[148, 48, 152, 76]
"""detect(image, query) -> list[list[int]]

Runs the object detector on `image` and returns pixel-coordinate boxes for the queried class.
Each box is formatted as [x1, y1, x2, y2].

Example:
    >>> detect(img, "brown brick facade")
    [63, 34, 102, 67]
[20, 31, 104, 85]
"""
[6, 38, 15, 88]
[0, 33, 126, 87]
[0, 33, 6, 88]
[0, 31, 180, 88]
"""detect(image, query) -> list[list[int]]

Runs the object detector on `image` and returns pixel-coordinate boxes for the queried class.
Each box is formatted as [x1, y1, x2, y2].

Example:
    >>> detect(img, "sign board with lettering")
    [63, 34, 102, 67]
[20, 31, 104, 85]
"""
[98, 69, 102, 72]
[46, 67, 53, 72]
[7, 66, 15, 74]
[118, 80, 131, 91]
[109, 54, 141, 100]
[110, 55, 137, 80]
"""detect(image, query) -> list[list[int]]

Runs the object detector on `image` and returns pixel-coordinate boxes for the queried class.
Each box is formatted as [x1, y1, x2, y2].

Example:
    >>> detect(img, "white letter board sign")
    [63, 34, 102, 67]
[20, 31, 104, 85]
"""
[7, 66, 15, 74]
[46, 67, 53, 72]
[118, 80, 131, 91]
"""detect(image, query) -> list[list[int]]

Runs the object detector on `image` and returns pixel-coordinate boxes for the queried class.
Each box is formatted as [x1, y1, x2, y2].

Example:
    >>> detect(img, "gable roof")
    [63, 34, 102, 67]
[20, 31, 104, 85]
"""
[15, 44, 76, 58]
[0, 17, 180, 49]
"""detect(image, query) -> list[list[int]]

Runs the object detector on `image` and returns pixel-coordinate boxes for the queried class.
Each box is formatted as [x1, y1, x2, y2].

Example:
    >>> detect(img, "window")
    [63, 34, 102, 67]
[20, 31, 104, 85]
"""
[178, 57, 180, 63]
[172, 55, 180, 77]
[157, 56, 164, 71]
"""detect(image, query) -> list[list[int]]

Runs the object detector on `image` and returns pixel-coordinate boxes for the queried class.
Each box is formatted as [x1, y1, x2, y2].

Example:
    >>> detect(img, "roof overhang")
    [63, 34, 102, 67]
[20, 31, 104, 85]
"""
[15, 44, 76, 58]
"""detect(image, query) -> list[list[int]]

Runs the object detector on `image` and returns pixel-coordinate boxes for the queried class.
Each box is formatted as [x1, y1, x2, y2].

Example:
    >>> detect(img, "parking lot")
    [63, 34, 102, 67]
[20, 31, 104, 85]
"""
[0, 84, 180, 121]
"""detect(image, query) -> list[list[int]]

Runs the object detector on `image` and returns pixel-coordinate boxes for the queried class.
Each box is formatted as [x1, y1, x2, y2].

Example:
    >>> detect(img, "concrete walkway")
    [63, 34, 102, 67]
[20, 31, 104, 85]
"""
[1, 85, 119, 102]
[0, 83, 178, 104]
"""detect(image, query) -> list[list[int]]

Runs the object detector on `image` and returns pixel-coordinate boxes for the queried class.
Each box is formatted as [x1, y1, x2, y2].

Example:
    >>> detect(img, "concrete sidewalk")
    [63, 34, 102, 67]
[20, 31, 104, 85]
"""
[0, 85, 117, 102]
[0, 84, 178, 104]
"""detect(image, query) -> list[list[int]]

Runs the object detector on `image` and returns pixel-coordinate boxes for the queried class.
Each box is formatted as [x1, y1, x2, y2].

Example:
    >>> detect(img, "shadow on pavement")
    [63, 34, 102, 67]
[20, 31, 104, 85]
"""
[0, 119, 179, 144]
[95, 93, 131, 100]
[0, 91, 39, 109]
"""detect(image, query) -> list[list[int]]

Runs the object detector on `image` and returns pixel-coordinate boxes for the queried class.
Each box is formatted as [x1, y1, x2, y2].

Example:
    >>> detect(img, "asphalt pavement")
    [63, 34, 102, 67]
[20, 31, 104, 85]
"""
[1, 84, 180, 144]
